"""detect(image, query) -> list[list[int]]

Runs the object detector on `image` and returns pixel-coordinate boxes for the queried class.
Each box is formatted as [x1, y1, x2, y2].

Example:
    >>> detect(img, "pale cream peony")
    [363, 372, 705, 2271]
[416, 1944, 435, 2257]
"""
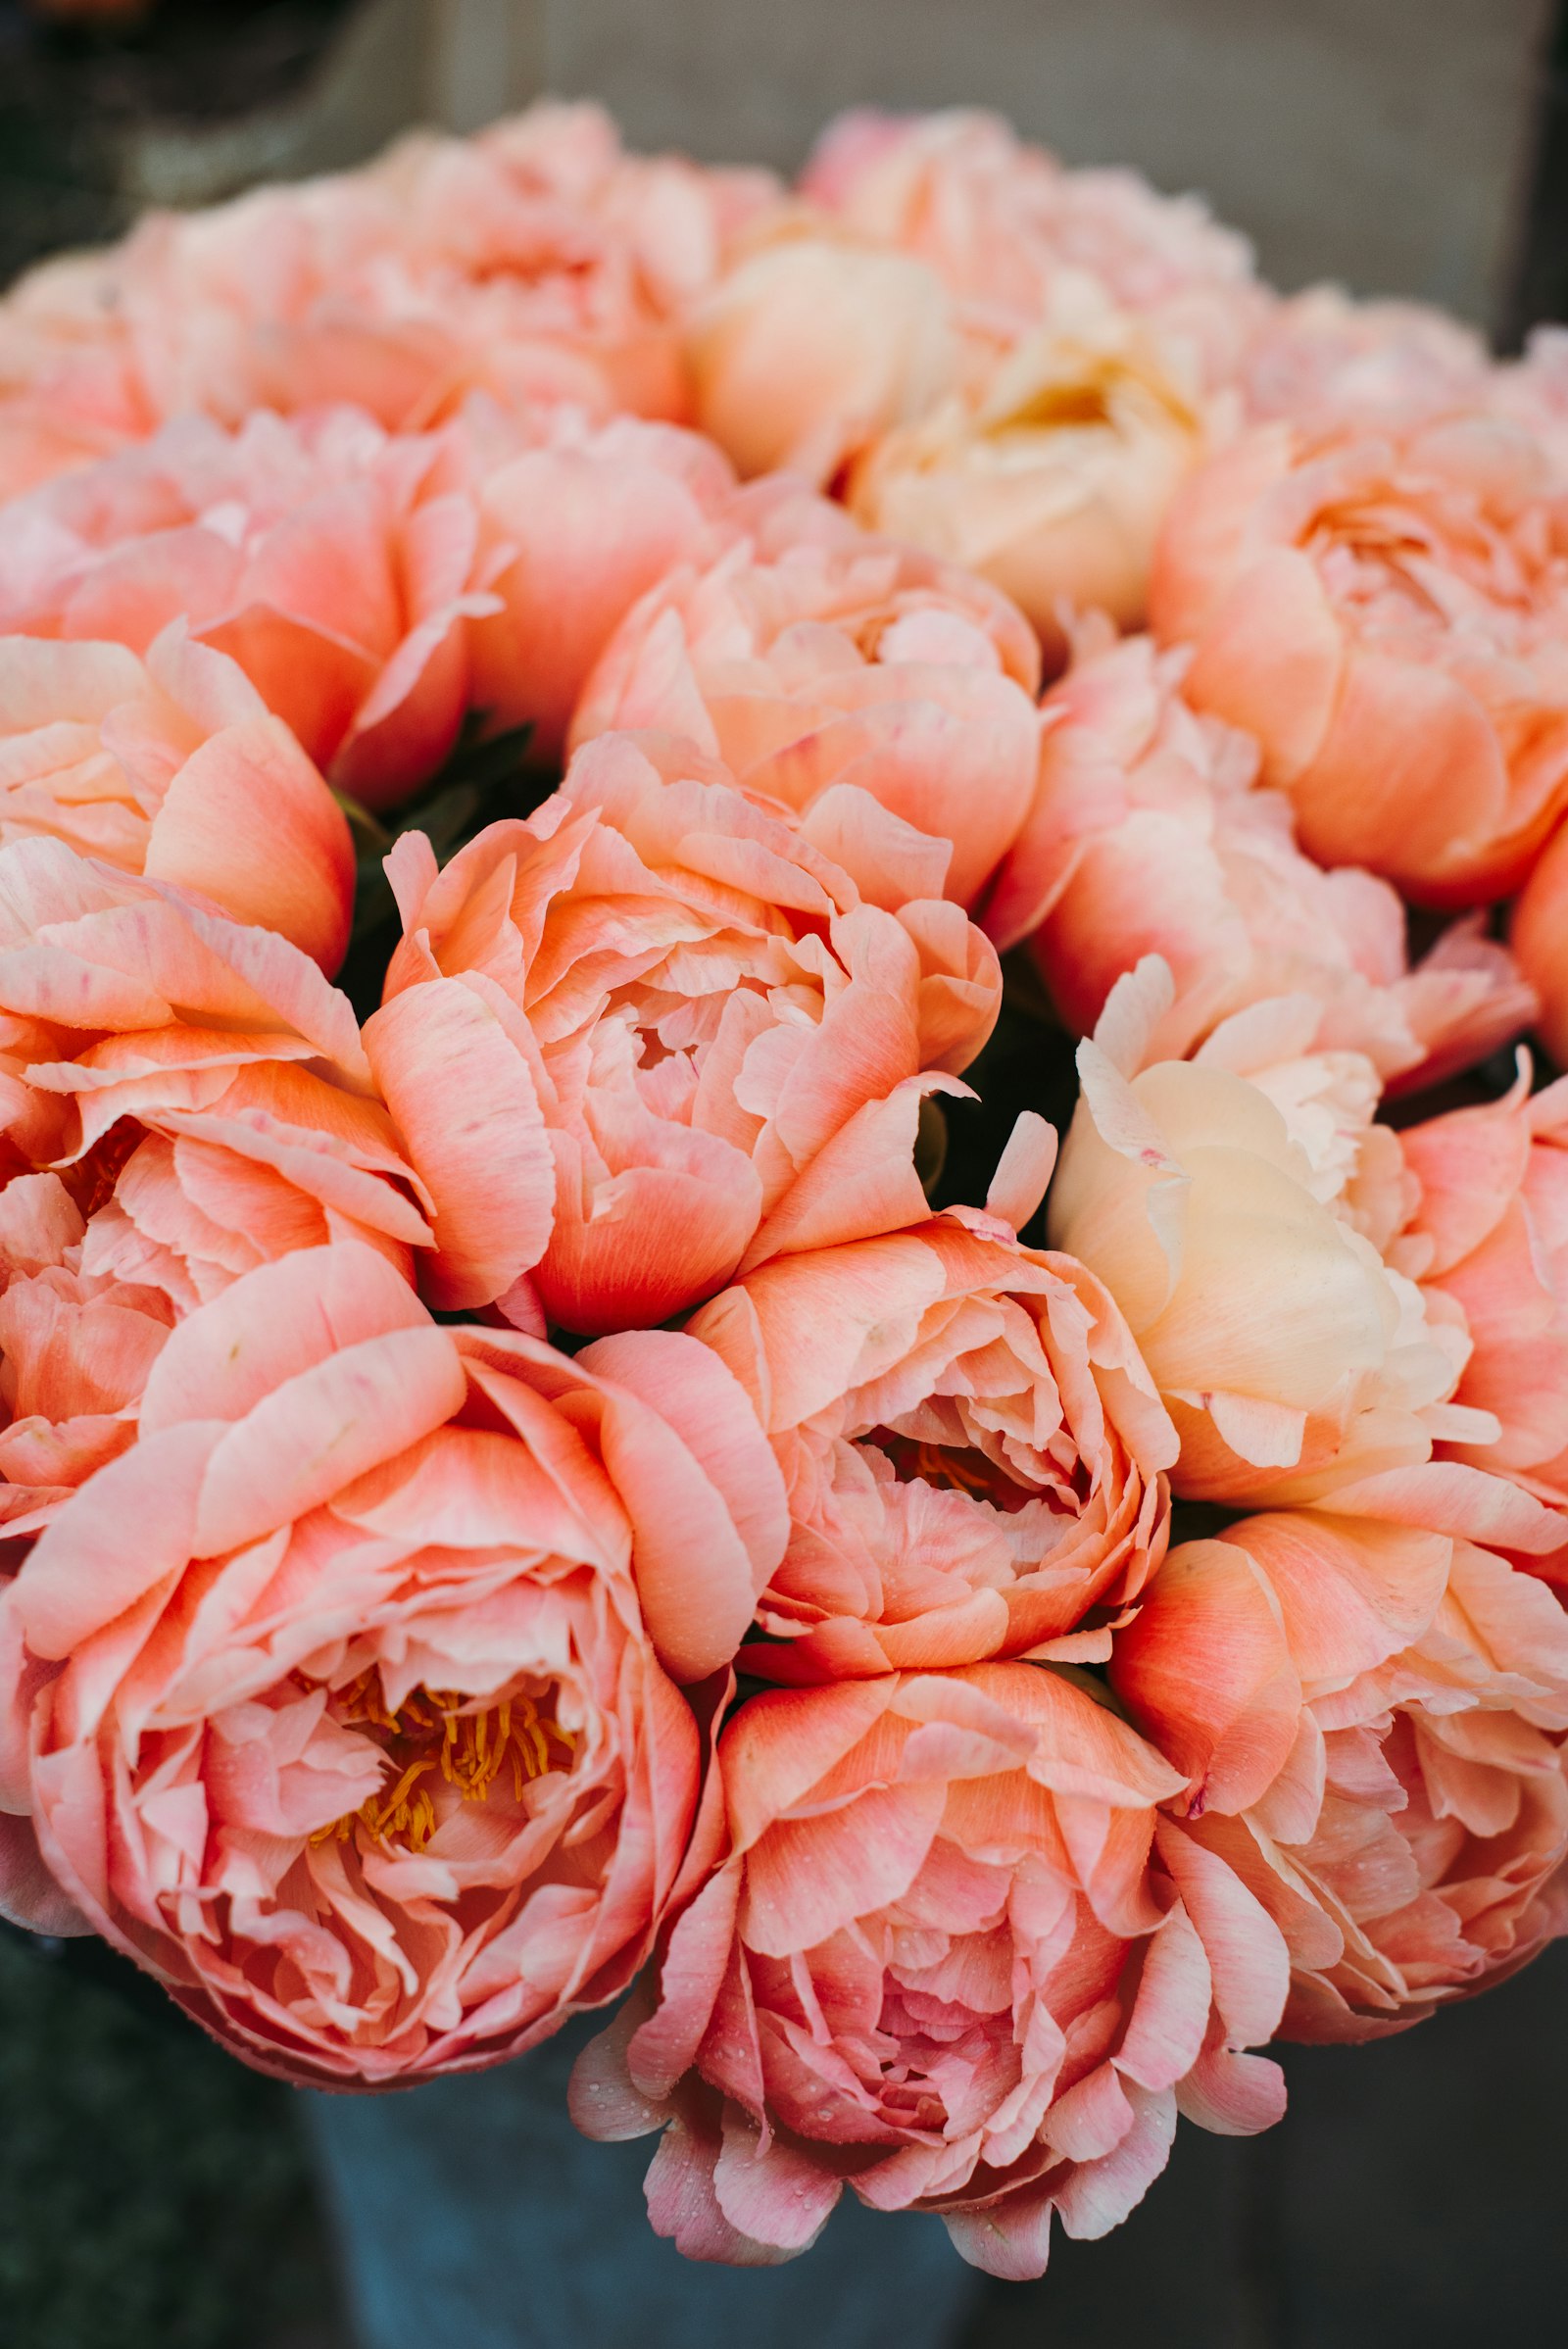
[1046, 959, 1489, 1506]
[849, 286, 1211, 667]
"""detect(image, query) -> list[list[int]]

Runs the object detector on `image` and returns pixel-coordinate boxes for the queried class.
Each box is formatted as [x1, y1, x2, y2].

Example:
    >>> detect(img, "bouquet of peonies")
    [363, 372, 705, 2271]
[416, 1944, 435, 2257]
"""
[2, 97, 1568, 2283]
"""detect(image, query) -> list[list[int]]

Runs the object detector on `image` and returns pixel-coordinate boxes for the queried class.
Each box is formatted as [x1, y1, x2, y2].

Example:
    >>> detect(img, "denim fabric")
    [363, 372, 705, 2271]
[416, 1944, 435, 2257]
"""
[305, 2014, 982, 2349]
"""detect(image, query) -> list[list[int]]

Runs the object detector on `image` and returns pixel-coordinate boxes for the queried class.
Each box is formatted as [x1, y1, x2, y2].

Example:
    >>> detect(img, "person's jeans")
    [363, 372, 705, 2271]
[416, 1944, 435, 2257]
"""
[305, 2014, 982, 2349]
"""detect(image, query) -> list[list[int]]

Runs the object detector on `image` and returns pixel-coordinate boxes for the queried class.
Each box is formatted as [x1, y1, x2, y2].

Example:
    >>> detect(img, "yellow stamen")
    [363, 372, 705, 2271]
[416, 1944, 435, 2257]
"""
[309, 1671, 574, 1854]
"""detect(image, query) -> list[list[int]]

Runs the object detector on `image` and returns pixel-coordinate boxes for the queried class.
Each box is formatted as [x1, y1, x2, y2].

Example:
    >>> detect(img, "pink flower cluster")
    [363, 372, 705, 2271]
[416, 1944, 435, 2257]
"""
[0, 97, 1565, 2289]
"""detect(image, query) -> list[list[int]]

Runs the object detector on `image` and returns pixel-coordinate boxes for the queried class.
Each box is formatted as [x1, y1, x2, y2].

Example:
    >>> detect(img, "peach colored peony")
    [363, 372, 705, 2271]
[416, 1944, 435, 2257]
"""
[848, 285, 1213, 668]
[0, 833, 566, 1352]
[0, 105, 778, 461]
[461, 403, 738, 760]
[1492, 326, 1568, 485]
[801, 109, 1264, 393]
[368, 730, 1002, 1334]
[0, 407, 512, 815]
[1510, 817, 1568, 1067]
[1390, 1068, 1568, 1587]
[1112, 1499, 1568, 2037]
[1046, 959, 1488, 1507]
[0, 397, 751, 798]
[986, 631, 1536, 1086]
[0, 627, 353, 968]
[0, 834, 374, 1185]
[0, 1072, 432, 1534]
[1239, 287, 1490, 437]
[682, 1151, 1176, 1678]
[0, 252, 158, 501]
[569, 1662, 1289, 2277]
[0, 1173, 172, 1529]
[686, 230, 958, 483]
[570, 500, 1043, 907]
[1152, 415, 1568, 903]
[0, 1240, 788, 2077]
[0, 836, 457, 1521]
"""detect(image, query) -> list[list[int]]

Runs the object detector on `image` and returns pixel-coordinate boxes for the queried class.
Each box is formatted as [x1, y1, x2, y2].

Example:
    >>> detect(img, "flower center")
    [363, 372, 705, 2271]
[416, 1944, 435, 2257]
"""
[312, 1670, 574, 1854]
[65, 1117, 144, 1221]
[874, 1432, 1038, 1514]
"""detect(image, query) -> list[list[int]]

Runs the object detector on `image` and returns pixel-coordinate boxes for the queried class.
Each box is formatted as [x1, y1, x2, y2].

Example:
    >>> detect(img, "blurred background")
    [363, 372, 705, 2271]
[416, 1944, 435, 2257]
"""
[4, 2, 1568, 2343]
[4, 0, 1568, 328]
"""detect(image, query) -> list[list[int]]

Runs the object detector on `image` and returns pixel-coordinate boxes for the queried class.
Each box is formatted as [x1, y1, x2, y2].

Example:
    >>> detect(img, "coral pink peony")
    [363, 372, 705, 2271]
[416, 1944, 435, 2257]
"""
[986, 631, 1535, 1086]
[1112, 1498, 1568, 2037]
[1239, 287, 1490, 437]
[569, 1661, 1289, 2277]
[0, 626, 353, 968]
[848, 287, 1213, 667]
[1152, 415, 1568, 903]
[1510, 816, 1568, 1068]
[0, 837, 453, 1508]
[0, 251, 158, 502]
[1390, 1068, 1568, 1585]
[0, 397, 752, 799]
[0, 1172, 172, 1528]
[128, 106, 745, 428]
[1492, 326, 1568, 485]
[369, 730, 1002, 1334]
[0, 1239, 787, 2075]
[0, 406, 513, 815]
[0, 104, 779, 461]
[570, 503, 1042, 907]
[685, 230, 958, 482]
[461, 404, 738, 760]
[682, 1166, 1178, 1678]
[0, 1070, 432, 1531]
[801, 109, 1263, 393]
[1046, 960, 1486, 1507]
[0, 833, 577, 1348]
[0, 834, 374, 1188]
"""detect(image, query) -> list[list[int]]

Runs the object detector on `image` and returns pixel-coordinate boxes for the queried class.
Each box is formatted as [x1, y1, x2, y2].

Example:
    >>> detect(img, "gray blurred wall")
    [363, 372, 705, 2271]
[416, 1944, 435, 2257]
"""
[526, 0, 1554, 322]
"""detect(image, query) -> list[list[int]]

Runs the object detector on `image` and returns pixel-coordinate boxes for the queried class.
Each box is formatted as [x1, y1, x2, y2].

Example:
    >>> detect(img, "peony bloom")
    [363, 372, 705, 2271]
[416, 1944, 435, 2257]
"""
[0, 627, 353, 969]
[1112, 1497, 1568, 2038]
[0, 833, 577, 1350]
[0, 1075, 431, 1534]
[0, 104, 778, 458]
[1151, 414, 1568, 903]
[0, 833, 374, 1189]
[461, 403, 738, 760]
[0, 251, 155, 502]
[369, 730, 1002, 1334]
[848, 286, 1213, 668]
[0, 396, 753, 799]
[0, 406, 512, 815]
[569, 1662, 1289, 2277]
[0, 1240, 788, 2080]
[985, 631, 1536, 1086]
[685, 230, 958, 483]
[0, 837, 455, 1521]
[682, 1148, 1176, 1677]
[801, 108, 1264, 394]
[1239, 287, 1490, 437]
[570, 501, 1043, 907]
[135, 105, 748, 429]
[1046, 960, 1484, 1507]
[1391, 1067, 1568, 1585]
[1493, 325, 1568, 486]
[0, 1172, 172, 1529]
[1510, 816, 1568, 1068]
